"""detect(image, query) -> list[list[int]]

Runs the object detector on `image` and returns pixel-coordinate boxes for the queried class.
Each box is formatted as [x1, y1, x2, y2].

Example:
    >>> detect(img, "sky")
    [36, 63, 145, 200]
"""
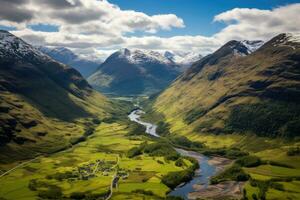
[1, 0, 300, 60]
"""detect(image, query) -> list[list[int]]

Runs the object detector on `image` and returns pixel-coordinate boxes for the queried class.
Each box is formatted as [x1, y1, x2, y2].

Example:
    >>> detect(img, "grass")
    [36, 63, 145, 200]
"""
[118, 182, 169, 197]
[0, 121, 192, 200]
[111, 193, 161, 200]
[0, 90, 114, 164]
[147, 106, 300, 199]
[245, 165, 300, 178]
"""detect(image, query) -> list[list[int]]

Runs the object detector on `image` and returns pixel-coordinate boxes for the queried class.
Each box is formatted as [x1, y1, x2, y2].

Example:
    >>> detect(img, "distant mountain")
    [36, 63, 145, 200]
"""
[38, 46, 102, 77]
[88, 48, 181, 95]
[0, 30, 112, 162]
[164, 51, 203, 70]
[152, 34, 300, 138]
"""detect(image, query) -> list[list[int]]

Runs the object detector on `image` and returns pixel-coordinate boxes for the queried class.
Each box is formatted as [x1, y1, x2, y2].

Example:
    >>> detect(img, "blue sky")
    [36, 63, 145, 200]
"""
[110, 0, 300, 37]
[1, 0, 299, 60]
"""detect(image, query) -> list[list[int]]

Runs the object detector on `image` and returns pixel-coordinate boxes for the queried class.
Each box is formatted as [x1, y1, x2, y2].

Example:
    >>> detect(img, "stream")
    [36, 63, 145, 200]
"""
[128, 109, 217, 200]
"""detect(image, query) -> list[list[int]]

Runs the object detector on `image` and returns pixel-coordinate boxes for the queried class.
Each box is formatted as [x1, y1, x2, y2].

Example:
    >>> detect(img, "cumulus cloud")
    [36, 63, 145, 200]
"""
[213, 4, 300, 42]
[0, 1, 299, 60]
[0, 0, 184, 34]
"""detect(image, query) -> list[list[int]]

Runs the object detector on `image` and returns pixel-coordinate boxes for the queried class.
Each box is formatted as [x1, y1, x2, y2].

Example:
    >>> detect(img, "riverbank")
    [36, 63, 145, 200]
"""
[128, 109, 240, 200]
[189, 181, 245, 200]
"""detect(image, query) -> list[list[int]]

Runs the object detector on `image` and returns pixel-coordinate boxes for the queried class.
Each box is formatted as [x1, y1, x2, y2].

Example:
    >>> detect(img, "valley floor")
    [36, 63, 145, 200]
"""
[140, 107, 300, 199]
[0, 122, 191, 200]
[168, 123, 300, 199]
[1, 105, 300, 200]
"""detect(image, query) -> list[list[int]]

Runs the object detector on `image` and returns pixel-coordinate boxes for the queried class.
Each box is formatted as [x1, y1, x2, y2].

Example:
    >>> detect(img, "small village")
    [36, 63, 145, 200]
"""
[66, 158, 129, 182]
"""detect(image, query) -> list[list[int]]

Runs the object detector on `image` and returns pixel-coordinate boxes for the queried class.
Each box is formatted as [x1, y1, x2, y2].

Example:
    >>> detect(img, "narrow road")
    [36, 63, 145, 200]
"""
[105, 175, 117, 200]
[104, 155, 120, 200]
[0, 156, 40, 179]
[93, 161, 100, 174]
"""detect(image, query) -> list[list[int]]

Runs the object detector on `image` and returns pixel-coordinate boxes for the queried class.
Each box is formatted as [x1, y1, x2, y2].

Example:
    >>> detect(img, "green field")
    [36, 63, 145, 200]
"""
[0, 122, 192, 200]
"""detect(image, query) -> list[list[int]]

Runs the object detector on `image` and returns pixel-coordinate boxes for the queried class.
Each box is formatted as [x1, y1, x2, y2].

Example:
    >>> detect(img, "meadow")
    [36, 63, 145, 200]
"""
[0, 121, 192, 200]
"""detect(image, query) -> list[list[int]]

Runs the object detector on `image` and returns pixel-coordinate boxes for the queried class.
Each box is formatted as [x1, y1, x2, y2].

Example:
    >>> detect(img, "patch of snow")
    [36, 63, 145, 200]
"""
[286, 33, 300, 43]
[112, 48, 202, 71]
[241, 40, 264, 54]
[272, 33, 300, 50]
[0, 30, 50, 60]
[164, 51, 202, 66]
[116, 48, 174, 65]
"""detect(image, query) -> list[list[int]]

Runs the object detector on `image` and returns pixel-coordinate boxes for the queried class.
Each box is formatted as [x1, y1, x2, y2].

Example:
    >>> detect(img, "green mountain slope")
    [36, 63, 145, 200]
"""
[152, 33, 300, 140]
[150, 33, 300, 200]
[0, 31, 114, 163]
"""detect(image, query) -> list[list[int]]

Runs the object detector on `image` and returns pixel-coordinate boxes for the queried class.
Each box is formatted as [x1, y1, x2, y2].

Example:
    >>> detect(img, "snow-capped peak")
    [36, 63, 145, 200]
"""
[116, 48, 174, 65]
[164, 51, 202, 67]
[0, 30, 48, 60]
[114, 48, 203, 68]
[271, 33, 300, 50]
[225, 40, 264, 57]
[38, 46, 77, 61]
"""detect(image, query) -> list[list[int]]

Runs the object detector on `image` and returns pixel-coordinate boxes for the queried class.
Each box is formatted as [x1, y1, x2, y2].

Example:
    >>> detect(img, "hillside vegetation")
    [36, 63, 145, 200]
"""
[153, 33, 300, 140]
[0, 30, 115, 163]
[150, 33, 300, 199]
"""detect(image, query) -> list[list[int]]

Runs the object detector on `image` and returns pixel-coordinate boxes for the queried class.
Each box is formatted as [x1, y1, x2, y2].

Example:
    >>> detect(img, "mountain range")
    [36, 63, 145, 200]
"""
[0, 30, 113, 163]
[1, 29, 300, 200]
[38, 46, 102, 78]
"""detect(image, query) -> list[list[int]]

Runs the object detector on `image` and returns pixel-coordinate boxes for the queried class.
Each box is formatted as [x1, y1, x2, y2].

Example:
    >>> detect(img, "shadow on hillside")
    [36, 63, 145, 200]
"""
[0, 61, 92, 122]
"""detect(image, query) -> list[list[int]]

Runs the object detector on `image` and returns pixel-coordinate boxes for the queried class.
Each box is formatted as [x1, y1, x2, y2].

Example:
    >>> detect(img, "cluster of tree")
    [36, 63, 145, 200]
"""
[235, 156, 262, 167]
[28, 180, 63, 199]
[132, 189, 154, 196]
[156, 121, 171, 136]
[287, 146, 300, 156]
[211, 155, 261, 184]
[162, 168, 195, 189]
[184, 108, 206, 124]
[161, 157, 199, 189]
[210, 164, 249, 184]
[127, 141, 180, 161]
[202, 147, 249, 159]
[69, 191, 109, 200]
[126, 122, 146, 136]
[168, 135, 203, 149]
[28, 178, 109, 199]
[225, 102, 300, 137]
[248, 178, 286, 200]
[46, 171, 78, 181]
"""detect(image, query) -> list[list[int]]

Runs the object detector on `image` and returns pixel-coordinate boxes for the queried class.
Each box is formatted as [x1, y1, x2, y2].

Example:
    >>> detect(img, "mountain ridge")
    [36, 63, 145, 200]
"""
[88, 48, 182, 96]
[0, 30, 113, 162]
[152, 33, 299, 139]
[38, 46, 102, 78]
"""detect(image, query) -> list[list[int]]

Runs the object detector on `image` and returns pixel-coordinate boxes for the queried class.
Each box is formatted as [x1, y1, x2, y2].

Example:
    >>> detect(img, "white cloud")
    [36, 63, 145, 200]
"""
[213, 4, 300, 42]
[1, 1, 300, 60]
[0, 0, 184, 36]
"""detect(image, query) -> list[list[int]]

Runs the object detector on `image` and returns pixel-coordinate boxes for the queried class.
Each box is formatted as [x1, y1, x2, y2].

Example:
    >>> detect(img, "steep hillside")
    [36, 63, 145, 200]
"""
[88, 48, 180, 96]
[0, 30, 113, 163]
[152, 34, 300, 141]
[38, 46, 101, 77]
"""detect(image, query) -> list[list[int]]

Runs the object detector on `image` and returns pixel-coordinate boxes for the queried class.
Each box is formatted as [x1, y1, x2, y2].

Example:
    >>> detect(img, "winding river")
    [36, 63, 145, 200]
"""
[128, 109, 217, 200]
